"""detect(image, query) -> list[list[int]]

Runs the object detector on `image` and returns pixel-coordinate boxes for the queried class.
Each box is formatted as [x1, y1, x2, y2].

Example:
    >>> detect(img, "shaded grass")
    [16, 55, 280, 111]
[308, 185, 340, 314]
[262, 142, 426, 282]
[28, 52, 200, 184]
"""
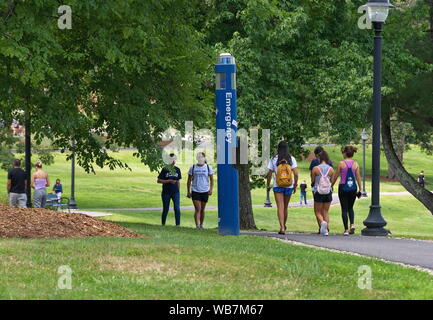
[0, 223, 432, 299]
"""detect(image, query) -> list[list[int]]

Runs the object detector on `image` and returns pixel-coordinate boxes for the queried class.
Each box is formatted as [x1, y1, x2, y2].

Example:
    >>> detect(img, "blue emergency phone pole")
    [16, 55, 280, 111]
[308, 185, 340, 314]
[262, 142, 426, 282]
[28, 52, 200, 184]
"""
[215, 53, 240, 236]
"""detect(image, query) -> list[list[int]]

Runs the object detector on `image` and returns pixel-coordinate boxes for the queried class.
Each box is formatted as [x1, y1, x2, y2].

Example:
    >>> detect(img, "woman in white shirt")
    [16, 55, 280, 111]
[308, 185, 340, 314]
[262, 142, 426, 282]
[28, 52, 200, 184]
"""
[187, 152, 214, 229]
[266, 141, 299, 234]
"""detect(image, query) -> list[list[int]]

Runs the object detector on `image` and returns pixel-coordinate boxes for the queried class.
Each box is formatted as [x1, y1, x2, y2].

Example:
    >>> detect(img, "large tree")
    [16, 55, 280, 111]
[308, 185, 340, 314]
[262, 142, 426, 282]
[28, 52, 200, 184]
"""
[381, 0, 433, 213]
[198, 0, 375, 229]
[0, 0, 212, 173]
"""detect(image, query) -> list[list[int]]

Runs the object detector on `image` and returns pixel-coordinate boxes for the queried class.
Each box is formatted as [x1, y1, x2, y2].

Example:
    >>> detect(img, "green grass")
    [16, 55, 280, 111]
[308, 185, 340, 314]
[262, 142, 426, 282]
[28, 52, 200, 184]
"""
[101, 194, 433, 240]
[1, 221, 432, 299]
[1, 146, 431, 209]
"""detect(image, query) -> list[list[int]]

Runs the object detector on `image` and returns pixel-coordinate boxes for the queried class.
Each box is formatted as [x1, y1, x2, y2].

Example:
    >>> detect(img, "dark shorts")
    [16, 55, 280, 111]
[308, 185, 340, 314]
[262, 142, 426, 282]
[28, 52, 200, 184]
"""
[313, 192, 333, 203]
[192, 191, 209, 203]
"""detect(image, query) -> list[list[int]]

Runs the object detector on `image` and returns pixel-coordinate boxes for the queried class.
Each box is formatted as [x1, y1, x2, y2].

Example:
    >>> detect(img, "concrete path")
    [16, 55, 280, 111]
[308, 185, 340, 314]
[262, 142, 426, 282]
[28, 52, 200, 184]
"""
[244, 231, 433, 272]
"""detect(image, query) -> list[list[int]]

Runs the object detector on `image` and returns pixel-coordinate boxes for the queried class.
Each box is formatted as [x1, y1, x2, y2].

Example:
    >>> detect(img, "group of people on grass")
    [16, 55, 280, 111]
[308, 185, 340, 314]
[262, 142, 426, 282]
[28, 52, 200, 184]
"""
[157, 152, 214, 229]
[266, 142, 362, 236]
[158, 142, 362, 235]
[6, 159, 63, 208]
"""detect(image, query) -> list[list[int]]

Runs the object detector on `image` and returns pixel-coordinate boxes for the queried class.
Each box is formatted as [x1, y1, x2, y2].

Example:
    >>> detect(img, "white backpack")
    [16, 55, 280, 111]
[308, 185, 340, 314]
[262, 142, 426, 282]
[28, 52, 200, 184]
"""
[317, 167, 332, 195]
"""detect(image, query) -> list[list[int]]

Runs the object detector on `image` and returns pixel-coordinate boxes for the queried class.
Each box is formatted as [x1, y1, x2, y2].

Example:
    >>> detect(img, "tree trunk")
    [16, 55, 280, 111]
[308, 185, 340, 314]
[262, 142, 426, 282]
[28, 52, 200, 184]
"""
[236, 163, 257, 230]
[382, 113, 433, 214]
[387, 126, 404, 180]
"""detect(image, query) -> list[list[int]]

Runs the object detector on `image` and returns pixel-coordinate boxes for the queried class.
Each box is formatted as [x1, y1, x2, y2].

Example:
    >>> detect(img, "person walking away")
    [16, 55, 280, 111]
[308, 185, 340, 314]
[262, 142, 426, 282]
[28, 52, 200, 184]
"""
[187, 152, 214, 229]
[311, 151, 334, 236]
[32, 160, 50, 208]
[417, 171, 425, 188]
[53, 179, 63, 200]
[300, 180, 307, 205]
[310, 146, 334, 233]
[266, 141, 299, 235]
[7, 159, 27, 208]
[157, 154, 182, 226]
[331, 146, 362, 236]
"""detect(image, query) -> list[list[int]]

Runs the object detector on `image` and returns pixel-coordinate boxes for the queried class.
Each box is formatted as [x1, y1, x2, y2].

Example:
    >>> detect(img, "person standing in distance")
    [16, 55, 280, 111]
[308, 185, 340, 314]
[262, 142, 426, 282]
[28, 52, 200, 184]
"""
[32, 160, 50, 208]
[7, 159, 27, 208]
[157, 153, 182, 226]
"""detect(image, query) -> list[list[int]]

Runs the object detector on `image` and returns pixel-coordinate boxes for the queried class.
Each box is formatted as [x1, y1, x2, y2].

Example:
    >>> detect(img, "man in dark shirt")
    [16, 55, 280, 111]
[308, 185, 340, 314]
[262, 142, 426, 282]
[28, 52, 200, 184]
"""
[300, 180, 307, 205]
[309, 146, 334, 171]
[7, 159, 27, 208]
[157, 154, 182, 226]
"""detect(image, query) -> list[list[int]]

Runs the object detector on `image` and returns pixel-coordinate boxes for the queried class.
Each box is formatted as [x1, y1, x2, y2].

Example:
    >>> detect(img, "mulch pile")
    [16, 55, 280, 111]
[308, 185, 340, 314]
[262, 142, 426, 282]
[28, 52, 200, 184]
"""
[0, 204, 143, 239]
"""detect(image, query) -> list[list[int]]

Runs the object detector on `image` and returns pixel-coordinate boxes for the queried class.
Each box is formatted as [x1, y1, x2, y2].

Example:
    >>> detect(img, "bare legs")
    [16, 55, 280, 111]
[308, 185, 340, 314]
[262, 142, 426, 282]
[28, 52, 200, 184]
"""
[314, 202, 331, 233]
[193, 200, 207, 228]
[274, 192, 292, 233]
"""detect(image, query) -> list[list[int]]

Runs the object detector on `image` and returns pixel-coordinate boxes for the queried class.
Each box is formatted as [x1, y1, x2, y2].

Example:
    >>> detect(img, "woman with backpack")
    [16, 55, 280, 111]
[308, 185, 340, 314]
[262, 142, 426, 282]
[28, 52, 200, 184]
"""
[310, 146, 333, 233]
[331, 146, 362, 236]
[187, 152, 214, 229]
[266, 141, 299, 235]
[311, 151, 334, 236]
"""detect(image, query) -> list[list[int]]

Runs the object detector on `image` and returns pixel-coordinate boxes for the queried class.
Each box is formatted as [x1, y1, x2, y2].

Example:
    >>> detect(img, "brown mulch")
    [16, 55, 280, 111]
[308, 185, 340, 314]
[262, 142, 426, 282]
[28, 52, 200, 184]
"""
[0, 204, 144, 239]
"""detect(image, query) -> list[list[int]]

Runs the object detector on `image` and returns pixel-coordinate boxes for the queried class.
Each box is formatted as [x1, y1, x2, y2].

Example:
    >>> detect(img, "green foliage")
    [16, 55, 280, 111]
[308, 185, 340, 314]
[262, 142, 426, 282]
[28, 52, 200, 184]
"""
[0, 0, 212, 173]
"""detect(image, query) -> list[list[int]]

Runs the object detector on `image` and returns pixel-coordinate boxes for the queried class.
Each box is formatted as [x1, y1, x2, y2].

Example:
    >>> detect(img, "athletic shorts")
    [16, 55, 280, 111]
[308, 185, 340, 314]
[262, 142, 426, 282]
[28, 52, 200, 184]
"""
[191, 191, 209, 203]
[313, 192, 333, 203]
[273, 187, 293, 196]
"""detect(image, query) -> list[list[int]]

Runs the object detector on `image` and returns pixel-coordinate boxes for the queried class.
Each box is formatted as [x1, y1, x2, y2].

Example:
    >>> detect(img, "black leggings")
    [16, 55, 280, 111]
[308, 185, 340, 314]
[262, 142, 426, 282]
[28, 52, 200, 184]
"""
[338, 185, 357, 230]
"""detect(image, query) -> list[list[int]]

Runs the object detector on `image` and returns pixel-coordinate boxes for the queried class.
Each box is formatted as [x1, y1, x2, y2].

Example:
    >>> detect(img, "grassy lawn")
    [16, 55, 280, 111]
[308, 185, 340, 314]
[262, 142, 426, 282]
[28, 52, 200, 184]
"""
[1, 146, 431, 209]
[101, 195, 433, 240]
[1, 221, 432, 299]
[1, 145, 432, 299]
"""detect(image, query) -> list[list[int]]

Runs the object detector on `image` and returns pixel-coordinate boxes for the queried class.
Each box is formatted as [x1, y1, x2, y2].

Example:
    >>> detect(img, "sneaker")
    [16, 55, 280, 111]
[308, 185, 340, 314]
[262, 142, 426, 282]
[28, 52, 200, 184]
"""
[320, 221, 328, 235]
[349, 227, 355, 235]
[343, 231, 349, 236]
[200, 225, 204, 229]
[324, 232, 329, 236]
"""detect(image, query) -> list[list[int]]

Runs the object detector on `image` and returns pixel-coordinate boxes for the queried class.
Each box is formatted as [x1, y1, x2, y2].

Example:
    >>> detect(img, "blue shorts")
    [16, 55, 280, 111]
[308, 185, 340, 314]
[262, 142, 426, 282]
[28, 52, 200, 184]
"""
[273, 187, 293, 196]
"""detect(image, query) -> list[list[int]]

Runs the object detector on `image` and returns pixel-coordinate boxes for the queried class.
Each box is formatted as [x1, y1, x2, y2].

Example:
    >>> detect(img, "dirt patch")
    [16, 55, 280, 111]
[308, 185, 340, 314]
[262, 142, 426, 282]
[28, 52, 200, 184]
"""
[99, 255, 176, 275]
[0, 204, 143, 239]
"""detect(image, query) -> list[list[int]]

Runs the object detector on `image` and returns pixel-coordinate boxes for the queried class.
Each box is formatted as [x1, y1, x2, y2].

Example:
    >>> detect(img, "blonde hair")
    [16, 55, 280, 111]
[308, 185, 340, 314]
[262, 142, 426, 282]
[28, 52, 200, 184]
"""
[35, 160, 43, 169]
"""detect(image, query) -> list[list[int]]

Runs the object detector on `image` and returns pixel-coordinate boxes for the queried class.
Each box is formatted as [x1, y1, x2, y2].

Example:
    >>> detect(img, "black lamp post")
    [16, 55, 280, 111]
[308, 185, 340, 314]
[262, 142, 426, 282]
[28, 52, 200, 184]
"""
[264, 186, 272, 207]
[69, 140, 77, 209]
[362, 0, 394, 237]
[361, 129, 368, 197]
[24, 111, 32, 208]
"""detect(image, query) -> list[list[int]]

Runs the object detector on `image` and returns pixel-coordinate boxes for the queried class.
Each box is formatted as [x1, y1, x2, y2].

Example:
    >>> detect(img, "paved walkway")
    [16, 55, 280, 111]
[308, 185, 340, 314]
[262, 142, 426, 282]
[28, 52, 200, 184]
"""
[244, 231, 433, 272]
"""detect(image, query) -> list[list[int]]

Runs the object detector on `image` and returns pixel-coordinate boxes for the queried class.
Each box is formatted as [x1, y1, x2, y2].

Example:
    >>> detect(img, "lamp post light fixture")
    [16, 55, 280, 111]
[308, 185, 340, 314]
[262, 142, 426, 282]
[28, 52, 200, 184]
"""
[361, 0, 394, 237]
[361, 129, 368, 197]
